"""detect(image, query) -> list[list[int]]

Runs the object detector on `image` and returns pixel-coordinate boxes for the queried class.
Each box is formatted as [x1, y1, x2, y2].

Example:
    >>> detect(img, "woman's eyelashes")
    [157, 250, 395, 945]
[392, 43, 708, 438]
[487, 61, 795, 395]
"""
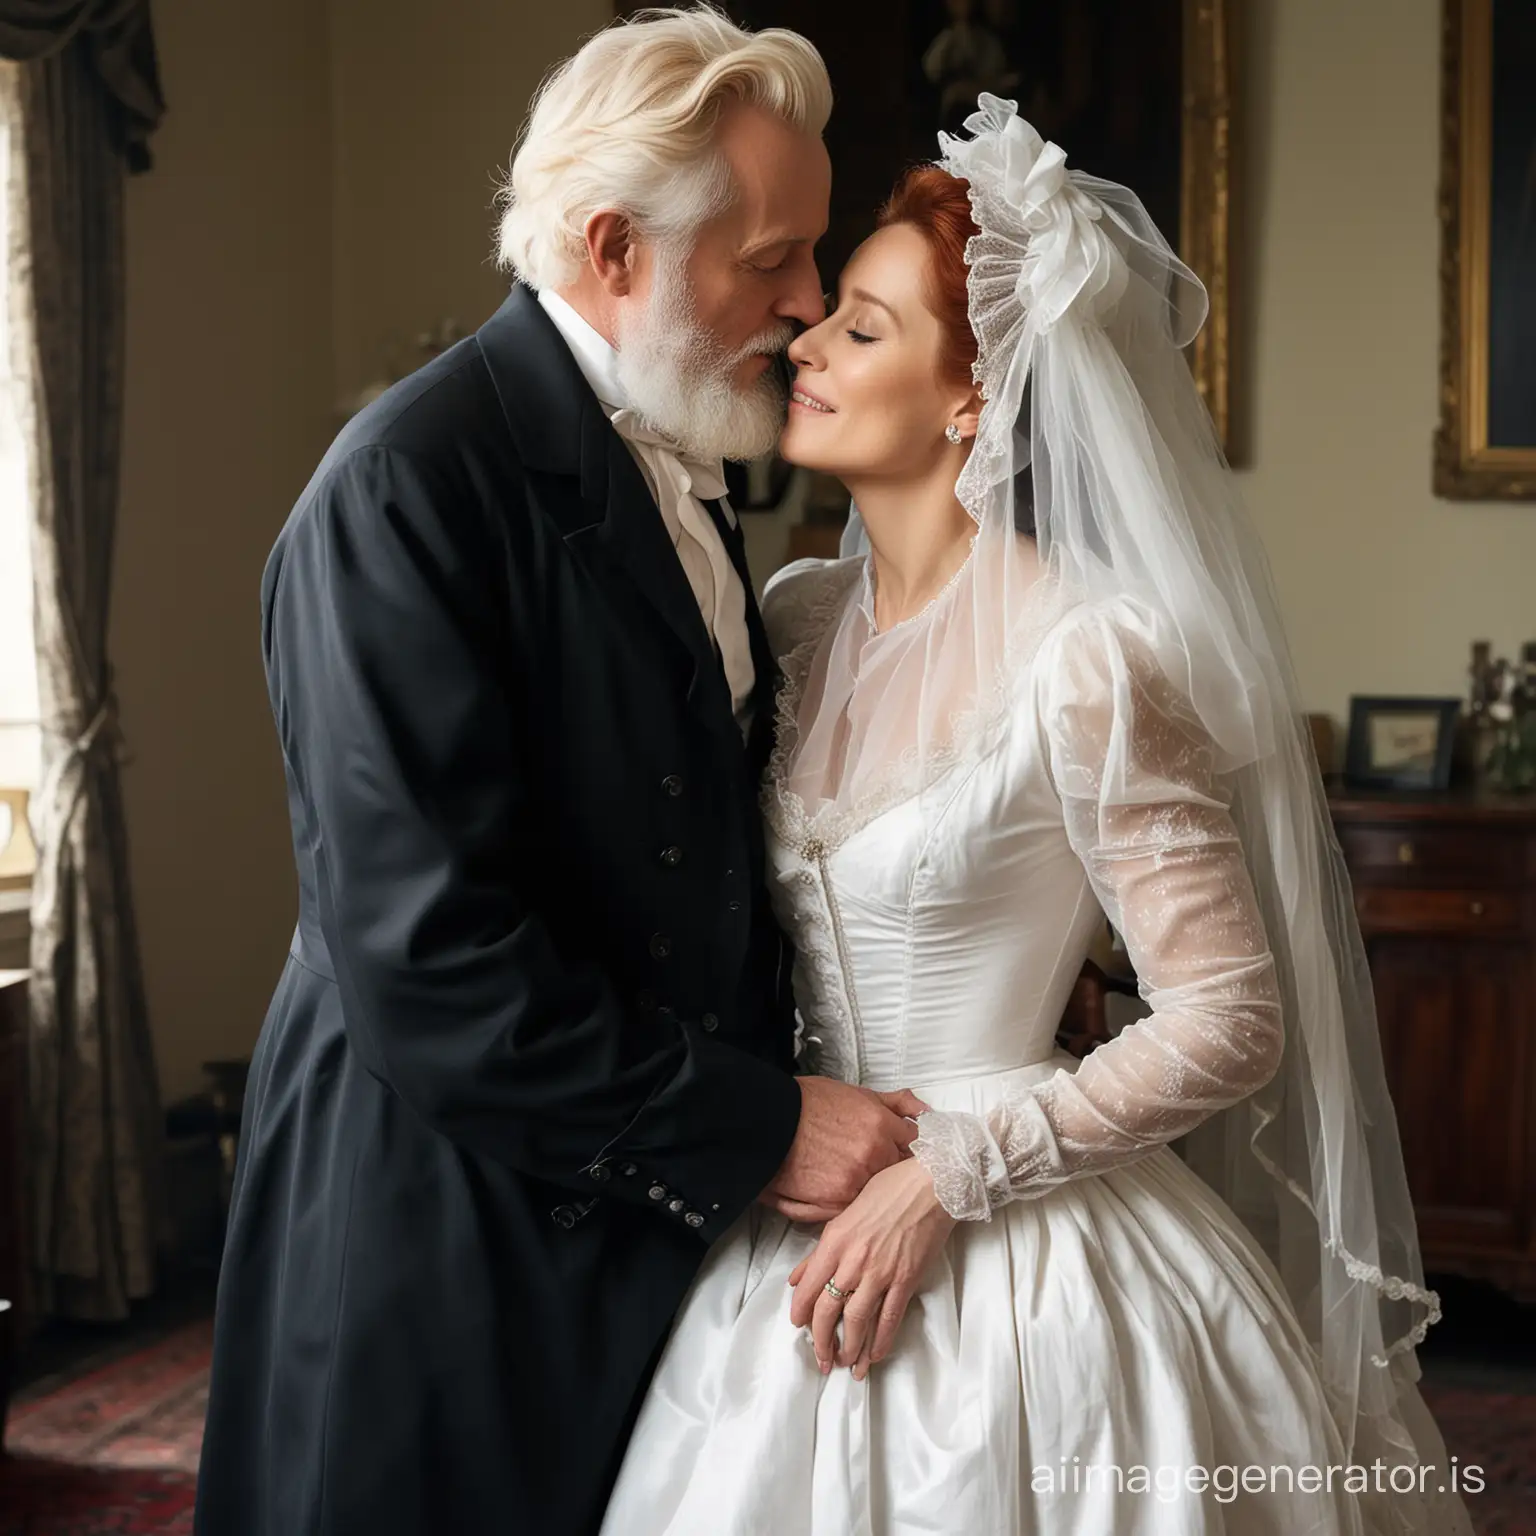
[823, 294, 876, 342]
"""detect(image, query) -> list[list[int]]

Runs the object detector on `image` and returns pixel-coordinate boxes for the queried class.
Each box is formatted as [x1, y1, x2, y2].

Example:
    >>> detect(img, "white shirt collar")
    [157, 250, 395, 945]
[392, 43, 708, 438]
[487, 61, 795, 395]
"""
[537, 287, 627, 412]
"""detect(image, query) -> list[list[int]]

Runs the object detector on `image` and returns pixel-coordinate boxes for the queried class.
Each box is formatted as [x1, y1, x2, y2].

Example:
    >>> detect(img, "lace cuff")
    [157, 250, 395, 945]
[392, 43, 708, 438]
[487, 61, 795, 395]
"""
[912, 1102, 1066, 1221]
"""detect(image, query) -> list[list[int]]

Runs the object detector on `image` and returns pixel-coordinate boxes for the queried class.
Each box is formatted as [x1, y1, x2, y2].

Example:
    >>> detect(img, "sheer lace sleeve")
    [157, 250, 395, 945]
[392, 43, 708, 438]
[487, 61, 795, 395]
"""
[912, 601, 1285, 1220]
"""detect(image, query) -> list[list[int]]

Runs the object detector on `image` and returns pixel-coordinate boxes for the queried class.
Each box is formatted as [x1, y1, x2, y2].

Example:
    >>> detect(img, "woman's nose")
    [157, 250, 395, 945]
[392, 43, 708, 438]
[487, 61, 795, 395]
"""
[788, 318, 828, 370]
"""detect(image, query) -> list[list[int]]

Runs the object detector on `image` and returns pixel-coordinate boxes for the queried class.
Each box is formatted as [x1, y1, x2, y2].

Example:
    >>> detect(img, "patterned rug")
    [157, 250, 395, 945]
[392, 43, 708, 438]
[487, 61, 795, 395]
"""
[0, 1318, 1531, 1533]
[0, 1320, 208, 1535]
[4, 1319, 209, 1475]
[0, 1461, 195, 1535]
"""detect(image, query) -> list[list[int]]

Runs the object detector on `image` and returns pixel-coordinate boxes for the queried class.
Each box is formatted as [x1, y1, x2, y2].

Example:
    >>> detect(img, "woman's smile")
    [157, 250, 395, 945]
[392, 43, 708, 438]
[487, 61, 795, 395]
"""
[790, 384, 836, 414]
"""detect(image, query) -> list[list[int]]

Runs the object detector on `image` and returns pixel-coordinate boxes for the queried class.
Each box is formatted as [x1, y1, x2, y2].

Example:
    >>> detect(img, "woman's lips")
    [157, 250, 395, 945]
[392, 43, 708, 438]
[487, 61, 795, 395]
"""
[790, 386, 836, 414]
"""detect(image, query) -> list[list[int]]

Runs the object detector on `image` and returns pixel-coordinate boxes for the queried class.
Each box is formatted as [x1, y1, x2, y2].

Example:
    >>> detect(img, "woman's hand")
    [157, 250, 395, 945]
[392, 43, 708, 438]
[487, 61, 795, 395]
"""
[787, 1157, 956, 1381]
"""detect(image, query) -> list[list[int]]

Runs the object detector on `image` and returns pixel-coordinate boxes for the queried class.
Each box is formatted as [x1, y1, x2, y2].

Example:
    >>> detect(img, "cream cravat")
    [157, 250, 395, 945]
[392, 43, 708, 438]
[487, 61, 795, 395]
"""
[605, 408, 755, 737]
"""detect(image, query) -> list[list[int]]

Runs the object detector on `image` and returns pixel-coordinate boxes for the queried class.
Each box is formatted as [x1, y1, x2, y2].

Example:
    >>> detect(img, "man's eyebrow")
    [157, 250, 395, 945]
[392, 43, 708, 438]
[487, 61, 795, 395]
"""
[741, 233, 815, 257]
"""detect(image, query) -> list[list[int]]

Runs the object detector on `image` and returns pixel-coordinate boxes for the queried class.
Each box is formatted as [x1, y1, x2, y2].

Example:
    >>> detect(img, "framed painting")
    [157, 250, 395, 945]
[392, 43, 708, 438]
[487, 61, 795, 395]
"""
[1435, 0, 1536, 499]
[615, 0, 1241, 456]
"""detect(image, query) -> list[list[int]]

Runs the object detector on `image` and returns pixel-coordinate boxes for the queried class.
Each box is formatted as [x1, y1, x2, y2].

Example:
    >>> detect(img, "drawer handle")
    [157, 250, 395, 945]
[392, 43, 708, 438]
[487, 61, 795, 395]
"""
[1397, 841, 1416, 865]
[1469, 900, 1485, 917]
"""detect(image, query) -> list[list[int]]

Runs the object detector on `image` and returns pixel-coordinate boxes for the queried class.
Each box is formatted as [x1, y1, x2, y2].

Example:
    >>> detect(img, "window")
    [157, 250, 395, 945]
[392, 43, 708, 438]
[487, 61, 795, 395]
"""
[0, 61, 39, 797]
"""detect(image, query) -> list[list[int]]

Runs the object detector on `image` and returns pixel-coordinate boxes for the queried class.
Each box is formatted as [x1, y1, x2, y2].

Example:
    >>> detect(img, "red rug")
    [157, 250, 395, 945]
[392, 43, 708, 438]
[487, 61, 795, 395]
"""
[1, 1320, 208, 1535]
[3, 1320, 209, 1476]
[0, 1461, 195, 1535]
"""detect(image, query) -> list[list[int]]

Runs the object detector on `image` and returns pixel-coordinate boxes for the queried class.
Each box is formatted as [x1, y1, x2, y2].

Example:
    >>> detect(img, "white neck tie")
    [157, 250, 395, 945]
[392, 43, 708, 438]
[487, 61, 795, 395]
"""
[606, 409, 754, 734]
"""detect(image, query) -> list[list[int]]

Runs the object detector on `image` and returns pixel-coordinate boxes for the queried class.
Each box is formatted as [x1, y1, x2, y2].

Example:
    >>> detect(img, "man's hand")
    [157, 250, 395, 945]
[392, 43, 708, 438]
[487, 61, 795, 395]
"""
[760, 1077, 929, 1224]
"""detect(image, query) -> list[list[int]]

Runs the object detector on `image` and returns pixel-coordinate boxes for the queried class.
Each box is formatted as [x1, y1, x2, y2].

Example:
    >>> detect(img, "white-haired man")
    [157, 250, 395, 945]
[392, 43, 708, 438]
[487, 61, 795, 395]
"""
[196, 10, 925, 1536]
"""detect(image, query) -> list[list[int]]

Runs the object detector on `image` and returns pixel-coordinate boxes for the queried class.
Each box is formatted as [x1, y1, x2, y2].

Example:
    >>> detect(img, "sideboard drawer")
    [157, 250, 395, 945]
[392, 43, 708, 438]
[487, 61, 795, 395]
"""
[1335, 825, 1524, 886]
[1354, 886, 1521, 936]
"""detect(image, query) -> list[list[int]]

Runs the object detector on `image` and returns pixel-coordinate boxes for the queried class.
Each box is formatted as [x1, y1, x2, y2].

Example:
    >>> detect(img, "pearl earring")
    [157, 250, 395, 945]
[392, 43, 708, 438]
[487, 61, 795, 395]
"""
[945, 424, 963, 445]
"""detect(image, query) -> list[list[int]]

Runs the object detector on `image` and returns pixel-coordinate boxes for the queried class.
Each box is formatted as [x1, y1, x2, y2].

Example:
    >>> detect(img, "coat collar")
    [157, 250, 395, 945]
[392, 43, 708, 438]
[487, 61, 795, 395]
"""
[475, 286, 740, 736]
[474, 284, 612, 514]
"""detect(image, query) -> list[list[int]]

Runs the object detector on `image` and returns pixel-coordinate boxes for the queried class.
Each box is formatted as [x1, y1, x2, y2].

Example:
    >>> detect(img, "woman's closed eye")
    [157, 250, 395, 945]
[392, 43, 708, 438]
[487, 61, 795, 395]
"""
[847, 328, 877, 345]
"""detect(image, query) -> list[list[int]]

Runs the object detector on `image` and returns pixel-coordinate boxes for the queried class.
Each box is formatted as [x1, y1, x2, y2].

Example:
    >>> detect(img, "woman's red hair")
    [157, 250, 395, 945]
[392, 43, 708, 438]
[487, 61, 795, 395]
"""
[877, 165, 980, 386]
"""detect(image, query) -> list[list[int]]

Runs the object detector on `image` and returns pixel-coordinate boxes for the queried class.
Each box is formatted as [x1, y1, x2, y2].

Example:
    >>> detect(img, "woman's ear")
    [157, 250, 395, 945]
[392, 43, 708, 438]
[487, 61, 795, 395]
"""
[583, 210, 634, 298]
[952, 386, 984, 443]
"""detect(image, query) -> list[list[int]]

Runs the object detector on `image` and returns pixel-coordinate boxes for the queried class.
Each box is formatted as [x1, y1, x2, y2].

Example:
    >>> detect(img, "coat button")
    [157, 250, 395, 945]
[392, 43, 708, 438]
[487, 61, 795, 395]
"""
[621, 1163, 638, 1177]
[589, 1163, 611, 1183]
[728, 900, 741, 913]
[685, 1211, 705, 1229]
[701, 1013, 719, 1033]
[657, 1004, 676, 1020]
[552, 1205, 578, 1229]
[668, 1198, 686, 1214]
[649, 933, 673, 961]
[662, 774, 685, 797]
[648, 1184, 668, 1201]
[659, 845, 684, 868]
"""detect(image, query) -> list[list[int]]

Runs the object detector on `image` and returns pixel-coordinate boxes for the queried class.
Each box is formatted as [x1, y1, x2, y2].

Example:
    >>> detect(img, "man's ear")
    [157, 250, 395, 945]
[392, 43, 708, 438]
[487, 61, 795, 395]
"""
[584, 210, 635, 298]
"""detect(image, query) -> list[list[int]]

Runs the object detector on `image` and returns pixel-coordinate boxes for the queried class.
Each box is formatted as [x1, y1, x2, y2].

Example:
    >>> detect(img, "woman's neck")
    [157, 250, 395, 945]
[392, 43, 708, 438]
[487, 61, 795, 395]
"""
[844, 465, 977, 632]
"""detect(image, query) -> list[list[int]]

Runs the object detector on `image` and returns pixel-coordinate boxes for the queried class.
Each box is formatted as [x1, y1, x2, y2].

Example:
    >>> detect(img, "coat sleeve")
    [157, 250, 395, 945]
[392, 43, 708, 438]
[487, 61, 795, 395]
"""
[265, 444, 801, 1236]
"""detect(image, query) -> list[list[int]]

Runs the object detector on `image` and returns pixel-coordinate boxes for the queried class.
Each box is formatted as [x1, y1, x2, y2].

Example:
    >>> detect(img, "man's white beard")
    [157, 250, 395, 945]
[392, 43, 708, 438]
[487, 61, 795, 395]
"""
[613, 246, 793, 463]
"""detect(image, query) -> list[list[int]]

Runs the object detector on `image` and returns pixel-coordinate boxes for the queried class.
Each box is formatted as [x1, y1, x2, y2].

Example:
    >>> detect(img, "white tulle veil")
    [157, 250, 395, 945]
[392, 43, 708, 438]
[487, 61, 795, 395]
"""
[821, 94, 1443, 1483]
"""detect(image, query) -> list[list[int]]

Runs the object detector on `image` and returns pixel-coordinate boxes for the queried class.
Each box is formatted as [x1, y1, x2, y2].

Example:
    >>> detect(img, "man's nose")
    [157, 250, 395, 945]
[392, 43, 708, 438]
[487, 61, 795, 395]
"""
[778, 267, 826, 332]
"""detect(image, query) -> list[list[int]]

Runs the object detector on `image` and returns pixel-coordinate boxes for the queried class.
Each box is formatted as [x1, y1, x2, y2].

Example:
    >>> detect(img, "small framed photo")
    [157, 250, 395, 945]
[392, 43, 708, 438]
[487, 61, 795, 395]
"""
[1343, 697, 1462, 792]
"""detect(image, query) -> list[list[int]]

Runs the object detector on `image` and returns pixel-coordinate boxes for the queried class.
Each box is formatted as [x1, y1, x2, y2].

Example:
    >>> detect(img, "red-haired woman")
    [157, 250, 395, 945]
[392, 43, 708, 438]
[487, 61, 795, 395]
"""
[602, 99, 1473, 1536]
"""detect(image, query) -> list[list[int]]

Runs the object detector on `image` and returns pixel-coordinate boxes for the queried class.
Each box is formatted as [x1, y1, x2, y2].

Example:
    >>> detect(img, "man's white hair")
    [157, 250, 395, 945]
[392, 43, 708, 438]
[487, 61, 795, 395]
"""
[496, 6, 832, 289]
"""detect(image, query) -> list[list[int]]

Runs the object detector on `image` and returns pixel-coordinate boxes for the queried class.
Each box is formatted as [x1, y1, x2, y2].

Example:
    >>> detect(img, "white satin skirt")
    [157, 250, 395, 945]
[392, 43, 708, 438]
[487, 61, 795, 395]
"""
[599, 1059, 1473, 1536]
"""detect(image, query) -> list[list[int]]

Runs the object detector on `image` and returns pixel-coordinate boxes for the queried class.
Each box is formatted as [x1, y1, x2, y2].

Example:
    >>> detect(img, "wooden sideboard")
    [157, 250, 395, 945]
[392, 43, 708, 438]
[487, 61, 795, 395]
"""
[1329, 789, 1536, 1300]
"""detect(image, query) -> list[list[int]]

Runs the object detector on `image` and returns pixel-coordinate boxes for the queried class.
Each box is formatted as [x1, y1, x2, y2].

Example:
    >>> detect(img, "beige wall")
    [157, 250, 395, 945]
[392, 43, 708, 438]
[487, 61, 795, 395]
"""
[329, 0, 611, 404]
[115, 1, 609, 1101]
[113, 0, 1536, 1098]
[116, 0, 333, 1101]
[1237, 0, 1536, 725]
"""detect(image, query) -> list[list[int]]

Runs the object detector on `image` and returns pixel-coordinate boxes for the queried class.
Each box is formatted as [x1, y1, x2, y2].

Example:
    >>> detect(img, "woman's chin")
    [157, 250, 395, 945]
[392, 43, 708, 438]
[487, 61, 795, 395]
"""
[777, 425, 832, 474]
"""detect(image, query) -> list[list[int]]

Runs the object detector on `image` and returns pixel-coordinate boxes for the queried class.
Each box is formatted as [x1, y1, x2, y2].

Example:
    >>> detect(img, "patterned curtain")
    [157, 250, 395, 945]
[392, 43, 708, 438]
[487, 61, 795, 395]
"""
[1, 2, 165, 1320]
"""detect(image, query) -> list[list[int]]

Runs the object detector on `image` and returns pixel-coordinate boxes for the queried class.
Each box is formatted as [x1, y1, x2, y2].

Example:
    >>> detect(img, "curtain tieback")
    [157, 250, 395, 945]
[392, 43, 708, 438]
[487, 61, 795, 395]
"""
[32, 686, 123, 854]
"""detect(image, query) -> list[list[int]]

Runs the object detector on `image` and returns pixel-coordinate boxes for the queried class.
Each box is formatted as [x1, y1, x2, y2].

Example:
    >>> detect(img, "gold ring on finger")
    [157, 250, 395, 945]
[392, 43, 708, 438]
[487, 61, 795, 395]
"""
[824, 1279, 854, 1300]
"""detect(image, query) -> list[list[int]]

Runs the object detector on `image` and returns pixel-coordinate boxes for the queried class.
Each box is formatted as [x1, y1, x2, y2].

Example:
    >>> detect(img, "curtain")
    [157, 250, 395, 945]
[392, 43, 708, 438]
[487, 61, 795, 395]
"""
[2, 1, 164, 1320]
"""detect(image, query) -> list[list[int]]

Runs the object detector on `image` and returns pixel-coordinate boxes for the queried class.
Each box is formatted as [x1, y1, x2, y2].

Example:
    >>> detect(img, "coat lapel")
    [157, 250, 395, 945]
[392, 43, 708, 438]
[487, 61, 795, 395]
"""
[702, 497, 782, 783]
[474, 287, 719, 711]
[587, 433, 723, 715]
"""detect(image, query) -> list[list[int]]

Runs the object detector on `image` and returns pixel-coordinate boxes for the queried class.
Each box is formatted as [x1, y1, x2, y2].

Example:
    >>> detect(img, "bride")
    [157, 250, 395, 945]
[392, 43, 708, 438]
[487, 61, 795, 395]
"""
[600, 96, 1477, 1535]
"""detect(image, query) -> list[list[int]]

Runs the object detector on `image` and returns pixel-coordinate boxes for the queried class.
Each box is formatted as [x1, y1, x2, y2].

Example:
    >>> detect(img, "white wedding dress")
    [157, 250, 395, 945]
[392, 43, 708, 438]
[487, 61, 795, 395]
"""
[599, 556, 1472, 1536]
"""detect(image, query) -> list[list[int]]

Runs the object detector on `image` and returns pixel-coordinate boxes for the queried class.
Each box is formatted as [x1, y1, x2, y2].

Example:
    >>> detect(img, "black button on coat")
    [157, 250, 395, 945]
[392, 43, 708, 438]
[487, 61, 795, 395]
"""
[194, 287, 801, 1536]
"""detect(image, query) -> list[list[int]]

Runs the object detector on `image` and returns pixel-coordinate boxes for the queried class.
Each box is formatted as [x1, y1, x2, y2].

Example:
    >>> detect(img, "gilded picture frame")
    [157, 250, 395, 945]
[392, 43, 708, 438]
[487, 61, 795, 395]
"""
[614, 1, 1241, 457]
[1434, 0, 1536, 499]
[1180, 0, 1237, 455]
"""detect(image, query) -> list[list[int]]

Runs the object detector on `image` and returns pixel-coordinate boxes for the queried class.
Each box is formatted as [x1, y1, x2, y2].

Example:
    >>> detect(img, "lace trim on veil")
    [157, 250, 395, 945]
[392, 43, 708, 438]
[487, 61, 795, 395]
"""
[1243, 1092, 1443, 1368]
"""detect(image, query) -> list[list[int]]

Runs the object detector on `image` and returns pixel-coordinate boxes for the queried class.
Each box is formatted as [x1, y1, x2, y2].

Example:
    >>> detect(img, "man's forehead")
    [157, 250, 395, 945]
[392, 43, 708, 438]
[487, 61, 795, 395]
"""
[715, 103, 830, 244]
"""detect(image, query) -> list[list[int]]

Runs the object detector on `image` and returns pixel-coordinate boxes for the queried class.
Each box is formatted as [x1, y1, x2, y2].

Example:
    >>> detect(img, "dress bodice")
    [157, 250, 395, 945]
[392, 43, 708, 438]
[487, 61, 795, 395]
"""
[762, 558, 1103, 1094]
